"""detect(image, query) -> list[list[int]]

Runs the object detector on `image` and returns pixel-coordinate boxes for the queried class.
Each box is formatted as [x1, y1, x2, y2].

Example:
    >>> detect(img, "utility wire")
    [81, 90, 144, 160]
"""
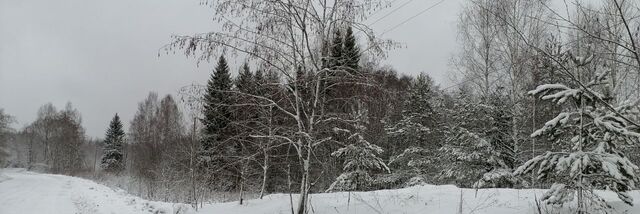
[333, 0, 447, 68]
[381, 0, 446, 36]
[366, 0, 403, 21]
[369, 0, 419, 25]
[354, 0, 447, 57]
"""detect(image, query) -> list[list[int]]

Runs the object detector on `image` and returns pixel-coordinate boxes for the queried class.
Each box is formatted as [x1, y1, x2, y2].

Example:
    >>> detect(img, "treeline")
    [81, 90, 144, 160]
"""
[2, 103, 88, 175]
[160, 0, 640, 212]
[2, 0, 640, 212]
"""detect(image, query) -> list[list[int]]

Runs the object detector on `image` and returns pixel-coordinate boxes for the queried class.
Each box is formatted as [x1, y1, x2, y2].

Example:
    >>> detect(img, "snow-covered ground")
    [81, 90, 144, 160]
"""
[202, 186, 640, 214]
[1, 168, 640, 214]
[0, 169, 191, 214]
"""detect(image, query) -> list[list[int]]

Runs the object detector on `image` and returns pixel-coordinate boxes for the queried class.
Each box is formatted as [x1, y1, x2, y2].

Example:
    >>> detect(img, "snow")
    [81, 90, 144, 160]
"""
[201, 185, 640, 214]
[2, 168, 640, 214]
[0, 168, 191, 214]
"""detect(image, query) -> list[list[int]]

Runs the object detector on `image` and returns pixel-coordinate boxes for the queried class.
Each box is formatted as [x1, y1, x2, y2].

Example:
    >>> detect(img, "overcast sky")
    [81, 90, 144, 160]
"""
[0, 0, 463, 138]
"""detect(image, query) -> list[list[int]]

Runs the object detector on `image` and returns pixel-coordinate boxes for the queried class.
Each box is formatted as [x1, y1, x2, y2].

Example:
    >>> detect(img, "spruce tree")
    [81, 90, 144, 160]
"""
[253, 69, 265, 96]
[202, 55, 232, 144]
[200, 55, 234, 174]
[101, 113, 125, 173]
[329, 29, 344, 70]
[515, 55, 640, 211]
[386, 74, 439, 184]
[235, 62, 254, 93]
[437, 90, 517, 188]
[343, 26, 360, 74]
[327, 109, 389, 192]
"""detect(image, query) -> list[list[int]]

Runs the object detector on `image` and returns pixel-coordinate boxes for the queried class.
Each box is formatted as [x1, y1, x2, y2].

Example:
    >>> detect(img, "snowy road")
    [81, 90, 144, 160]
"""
[0, 169, 77, 213]
[0, 169, 190, 214]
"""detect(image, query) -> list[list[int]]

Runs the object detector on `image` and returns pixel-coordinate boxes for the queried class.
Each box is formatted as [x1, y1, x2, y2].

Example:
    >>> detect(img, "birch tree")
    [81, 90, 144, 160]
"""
[165, 0, 391, 212]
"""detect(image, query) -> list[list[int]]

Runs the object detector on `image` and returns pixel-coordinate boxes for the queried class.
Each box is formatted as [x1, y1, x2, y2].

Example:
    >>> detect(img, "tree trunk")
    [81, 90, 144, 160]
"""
[260, 154, 269, 199]
[297, 156, 311, 214]
[296, 171, 308, 214]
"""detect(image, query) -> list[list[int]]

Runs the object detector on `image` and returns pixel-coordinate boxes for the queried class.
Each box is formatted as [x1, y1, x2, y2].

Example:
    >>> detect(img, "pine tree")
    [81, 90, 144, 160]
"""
[101, 113, 125, 172]
[386, 74, 437, 152]
[386, 74, 439, 185]
[329, 29, 344, 70]
[343, 26, 360, 74]
[437, 91, 518, 188]
[327, 109, 389, 192]
[200, 55, 234, 176]
[235, 62, 254, 93]
[198, 56, 239, 190]
[514, 55, 640, 211]
[253, 69, 265, 96]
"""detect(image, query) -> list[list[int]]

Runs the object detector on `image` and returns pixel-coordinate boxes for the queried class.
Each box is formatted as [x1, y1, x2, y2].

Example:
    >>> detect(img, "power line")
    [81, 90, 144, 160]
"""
[365, 0, 403, 21]
[380, 0, 446, 36]
[337, 0, 447, 65]
[369, 0, 419, 25]
[358, 0, 446, 55]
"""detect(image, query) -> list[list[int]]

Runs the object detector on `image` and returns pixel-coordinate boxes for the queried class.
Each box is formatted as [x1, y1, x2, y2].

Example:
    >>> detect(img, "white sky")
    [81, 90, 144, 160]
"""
[0, 0, 463, 137]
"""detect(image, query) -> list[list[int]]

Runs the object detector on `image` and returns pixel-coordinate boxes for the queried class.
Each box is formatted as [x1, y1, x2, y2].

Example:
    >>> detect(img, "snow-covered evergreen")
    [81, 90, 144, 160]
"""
[437, 92, 518, 188]
[385, 74, 439, 185]
[100, 113, 125, 172]
[328, 109, 390, 192]
[514, 54, 640, 211]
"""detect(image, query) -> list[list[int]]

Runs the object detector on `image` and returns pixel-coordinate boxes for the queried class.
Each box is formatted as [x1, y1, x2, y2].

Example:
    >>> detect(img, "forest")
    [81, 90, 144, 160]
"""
[1, 0, 640, 213]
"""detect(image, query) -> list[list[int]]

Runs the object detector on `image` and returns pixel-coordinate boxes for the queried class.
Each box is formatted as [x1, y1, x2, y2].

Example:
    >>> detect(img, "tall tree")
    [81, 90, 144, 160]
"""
[129, 93, 188, 200]
[200, 55, 235, 188]
[386, 74, 441, 185]
[343, 26, 360, 74]
[235, 62, 255, 92]
[101, 113, 125, 173]
[52, 103, 86, 174]
[168, 0, 390, 212]
[329, 29, 344, 70]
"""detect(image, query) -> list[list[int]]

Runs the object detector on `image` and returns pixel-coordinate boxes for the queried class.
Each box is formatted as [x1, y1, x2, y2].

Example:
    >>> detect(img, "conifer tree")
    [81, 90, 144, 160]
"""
[437, 90, 518, 188]
[253, 69, 265, 96]
[386, 74, 437, 151]
[200, 55, 234, 175]
[235, 62, 254, 93]
[232, 62, 257, 197]
[386, 74, 440, 184]
[514, 55, 640, 212]
[343, 26, 360, 74]
[329, 29, 344, 70]
[328, 109, 389, 192]
[101, 113, 125, 172]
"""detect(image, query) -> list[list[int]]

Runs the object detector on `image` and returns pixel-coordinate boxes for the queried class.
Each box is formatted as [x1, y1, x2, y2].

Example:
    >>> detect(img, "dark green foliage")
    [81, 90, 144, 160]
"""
[329, 29, 344, 70]
[515, 63, 640, 207]
[436, 90, 518, 188]
[327, 110, 389, 192]
[200, 55, 235, 182]
[236, 63, 255, 93]
[343, 26, 360, 74]
[100, 114, 125, 172]
[385, 74, 441, 185]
